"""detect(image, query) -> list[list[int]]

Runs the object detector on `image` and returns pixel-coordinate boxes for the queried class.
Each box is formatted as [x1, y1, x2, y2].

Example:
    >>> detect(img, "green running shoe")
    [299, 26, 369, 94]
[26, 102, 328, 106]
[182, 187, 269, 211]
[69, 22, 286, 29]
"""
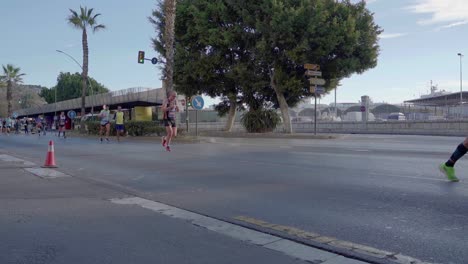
[439, 164, 460, 182]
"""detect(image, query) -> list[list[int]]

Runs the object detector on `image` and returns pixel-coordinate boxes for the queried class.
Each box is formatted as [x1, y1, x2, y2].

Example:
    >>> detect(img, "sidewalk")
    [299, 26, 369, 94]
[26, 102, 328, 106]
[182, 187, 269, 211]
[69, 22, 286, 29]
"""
[0, 151, 367, 264]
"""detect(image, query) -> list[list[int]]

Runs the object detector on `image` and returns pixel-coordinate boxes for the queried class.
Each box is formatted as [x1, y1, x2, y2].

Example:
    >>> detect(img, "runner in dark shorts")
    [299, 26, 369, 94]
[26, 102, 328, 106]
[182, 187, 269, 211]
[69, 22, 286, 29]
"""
[114, 106, 125, 142]
[58, 112, 67, 138]
[161, 91, 179, 152]
[99, 105, 111, 143]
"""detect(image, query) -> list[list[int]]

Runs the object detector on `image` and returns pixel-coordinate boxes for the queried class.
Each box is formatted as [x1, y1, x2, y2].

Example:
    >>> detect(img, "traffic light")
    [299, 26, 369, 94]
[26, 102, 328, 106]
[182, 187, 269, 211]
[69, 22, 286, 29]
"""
[138, 51, 145, 64]
[187, 97, 192, 107]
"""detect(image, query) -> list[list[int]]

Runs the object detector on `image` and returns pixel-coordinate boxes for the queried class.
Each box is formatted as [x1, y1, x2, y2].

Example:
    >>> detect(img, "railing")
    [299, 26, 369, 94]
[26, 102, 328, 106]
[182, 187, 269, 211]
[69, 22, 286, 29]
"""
[16, 87, 164, 116]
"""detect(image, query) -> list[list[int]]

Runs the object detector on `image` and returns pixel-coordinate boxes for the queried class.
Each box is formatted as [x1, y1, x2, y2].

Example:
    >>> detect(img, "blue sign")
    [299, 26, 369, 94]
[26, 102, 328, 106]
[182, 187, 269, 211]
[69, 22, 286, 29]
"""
[191, 96, 204, 110]
[67, 110, 77, 119]
[151, 57, 158, 65]
[315, 86, 326, 94]
[12, 112, 18, 118]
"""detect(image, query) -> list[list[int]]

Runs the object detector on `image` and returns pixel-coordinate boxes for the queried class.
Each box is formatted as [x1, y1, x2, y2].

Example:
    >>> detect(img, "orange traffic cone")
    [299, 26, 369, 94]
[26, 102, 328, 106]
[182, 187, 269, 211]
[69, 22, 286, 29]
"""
[42, 140, 57, 168]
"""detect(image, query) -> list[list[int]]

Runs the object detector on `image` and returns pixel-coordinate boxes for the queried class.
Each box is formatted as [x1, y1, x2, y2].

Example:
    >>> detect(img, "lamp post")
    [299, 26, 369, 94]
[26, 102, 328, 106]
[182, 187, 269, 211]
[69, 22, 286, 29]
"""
[56, 50, 94, 117]
[458, 53, 463, 118]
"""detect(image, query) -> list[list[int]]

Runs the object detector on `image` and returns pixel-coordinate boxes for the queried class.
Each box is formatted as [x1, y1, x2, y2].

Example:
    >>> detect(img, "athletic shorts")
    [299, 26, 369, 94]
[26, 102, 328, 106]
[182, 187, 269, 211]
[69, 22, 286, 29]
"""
[100, 122, 110, 127]
[116, 124, 124, 131]
[164, 118, 176, 128]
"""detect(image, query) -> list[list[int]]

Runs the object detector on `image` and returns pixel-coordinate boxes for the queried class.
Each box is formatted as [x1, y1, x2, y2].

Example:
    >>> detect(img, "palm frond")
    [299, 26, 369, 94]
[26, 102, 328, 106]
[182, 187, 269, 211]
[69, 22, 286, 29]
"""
[93, 24, 106, 33]
[89, 13, 102, 26]
[68, 9, 83, 28]
[87, 8, 94, 19]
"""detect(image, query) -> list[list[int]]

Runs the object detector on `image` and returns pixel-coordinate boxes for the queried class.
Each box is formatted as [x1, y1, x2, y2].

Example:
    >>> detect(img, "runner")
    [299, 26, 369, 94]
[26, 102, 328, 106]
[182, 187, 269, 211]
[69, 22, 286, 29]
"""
[5, 117, 12, 135]
[36, 115, 44, 137]
[58, 112, 67, 138]
[439, 139, 468, 182]
[24, 119, 29, 135]
[14, 118, 20, 134]
[161, 91, 179, 152]
[99, 105, 111, 143]
[1, 118, 6, 134]
[114, 106, 125, 142]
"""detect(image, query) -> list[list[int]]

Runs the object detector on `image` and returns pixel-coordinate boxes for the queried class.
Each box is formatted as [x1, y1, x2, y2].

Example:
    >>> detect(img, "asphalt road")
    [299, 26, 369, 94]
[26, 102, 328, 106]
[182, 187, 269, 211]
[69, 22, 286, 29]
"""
[1, 133, 468, 263]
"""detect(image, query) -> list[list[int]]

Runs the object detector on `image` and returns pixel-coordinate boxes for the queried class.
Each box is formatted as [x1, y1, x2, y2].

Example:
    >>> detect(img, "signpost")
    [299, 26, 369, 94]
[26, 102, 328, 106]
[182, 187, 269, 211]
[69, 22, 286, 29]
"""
[12, 112, 18, 119]
[304, 64, 320, 71]
[191, 96, 204, 136]
[305, 70, 322, 77]
[309, 78, 326, 86]
[304, 64, 324, 135]
[360, 106, 366, 112]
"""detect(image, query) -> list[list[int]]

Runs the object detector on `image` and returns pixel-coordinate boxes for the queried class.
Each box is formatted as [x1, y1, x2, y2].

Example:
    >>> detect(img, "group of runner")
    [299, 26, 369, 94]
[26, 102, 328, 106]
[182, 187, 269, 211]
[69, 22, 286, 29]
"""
[1, 91, 180, 151]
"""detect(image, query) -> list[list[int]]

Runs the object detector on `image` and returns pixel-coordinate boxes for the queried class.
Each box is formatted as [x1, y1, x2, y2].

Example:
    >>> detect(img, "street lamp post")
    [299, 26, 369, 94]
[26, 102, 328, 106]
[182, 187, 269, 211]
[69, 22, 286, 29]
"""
[458, 53, 463, 118]
[56, 50, 94, 117]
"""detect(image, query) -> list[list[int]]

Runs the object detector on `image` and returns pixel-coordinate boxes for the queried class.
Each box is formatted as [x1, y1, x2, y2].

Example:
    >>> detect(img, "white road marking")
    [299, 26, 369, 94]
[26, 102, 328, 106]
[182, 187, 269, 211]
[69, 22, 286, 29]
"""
[110, 197, 368, 263]
[0, 154, 36, 166]
[24, 168, 70, 179]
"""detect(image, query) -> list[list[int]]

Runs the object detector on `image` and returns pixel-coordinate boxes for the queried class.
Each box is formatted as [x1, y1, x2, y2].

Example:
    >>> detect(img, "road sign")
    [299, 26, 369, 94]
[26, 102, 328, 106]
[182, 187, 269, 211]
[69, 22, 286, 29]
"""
[305, 70, 322, 77]
[310, 86, 325, 94]
[12, 112, 18, 118]
[360, 106, 366, 112]
[309, 78, 326, 86]
[67, 110, 77, 119]
[304, 64, 320, 70]
[151, 57, 158, 65]
[192, 96, 204, 110]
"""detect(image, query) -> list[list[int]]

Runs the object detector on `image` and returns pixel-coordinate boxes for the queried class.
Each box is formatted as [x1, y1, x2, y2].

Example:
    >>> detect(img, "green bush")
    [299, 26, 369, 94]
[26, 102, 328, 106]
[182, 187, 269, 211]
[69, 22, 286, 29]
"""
[85, 121, 165, 136]
[241, 109, 281, 133]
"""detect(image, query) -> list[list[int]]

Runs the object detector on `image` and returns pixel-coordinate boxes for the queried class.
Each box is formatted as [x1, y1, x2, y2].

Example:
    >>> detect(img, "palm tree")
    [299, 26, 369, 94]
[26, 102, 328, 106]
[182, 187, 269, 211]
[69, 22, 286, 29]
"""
[68, 6, 105, 119]
[163, 0, 177, 94]
[1, 64, 26, 117]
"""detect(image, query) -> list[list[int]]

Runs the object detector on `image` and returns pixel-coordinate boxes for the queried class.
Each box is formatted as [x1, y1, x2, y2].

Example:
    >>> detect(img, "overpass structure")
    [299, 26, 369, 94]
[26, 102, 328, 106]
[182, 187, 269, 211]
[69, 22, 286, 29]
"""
[404, 91, 468, 106]
[15, 87, 166, 118]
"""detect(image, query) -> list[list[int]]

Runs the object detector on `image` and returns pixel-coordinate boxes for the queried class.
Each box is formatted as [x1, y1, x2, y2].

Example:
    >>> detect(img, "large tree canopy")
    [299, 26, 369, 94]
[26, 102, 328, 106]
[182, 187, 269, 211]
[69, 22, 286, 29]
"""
[40, 72, 108, 104]
[153, 0, 381, 132]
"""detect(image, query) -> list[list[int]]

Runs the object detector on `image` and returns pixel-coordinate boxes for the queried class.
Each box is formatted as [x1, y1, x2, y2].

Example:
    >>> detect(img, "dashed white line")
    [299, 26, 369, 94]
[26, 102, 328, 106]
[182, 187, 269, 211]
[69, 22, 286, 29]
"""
[110, 197, 368, 264]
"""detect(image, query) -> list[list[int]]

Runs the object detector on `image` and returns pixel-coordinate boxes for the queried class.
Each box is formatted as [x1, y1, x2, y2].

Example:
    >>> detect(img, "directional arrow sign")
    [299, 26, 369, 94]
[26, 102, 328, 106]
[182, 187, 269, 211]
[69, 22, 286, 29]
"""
[304, 63, 320, 70]
[309, 78, 326, 86]
[310, 86, 325, 94]
[305, 70, 322, 77]
[192, 95, 204, 110]
[315, 87, 326, 94]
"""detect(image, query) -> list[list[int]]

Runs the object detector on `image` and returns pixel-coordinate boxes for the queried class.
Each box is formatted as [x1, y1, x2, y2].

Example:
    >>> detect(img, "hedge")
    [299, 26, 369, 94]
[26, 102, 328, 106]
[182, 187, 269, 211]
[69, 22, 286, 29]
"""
[85, 121, 166, 136]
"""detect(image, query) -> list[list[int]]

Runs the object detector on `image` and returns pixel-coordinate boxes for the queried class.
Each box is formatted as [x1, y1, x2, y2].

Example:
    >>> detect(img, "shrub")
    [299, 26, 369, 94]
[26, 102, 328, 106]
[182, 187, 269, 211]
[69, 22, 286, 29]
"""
[85, 121, 165, 136]
[241, 109, 281, 133]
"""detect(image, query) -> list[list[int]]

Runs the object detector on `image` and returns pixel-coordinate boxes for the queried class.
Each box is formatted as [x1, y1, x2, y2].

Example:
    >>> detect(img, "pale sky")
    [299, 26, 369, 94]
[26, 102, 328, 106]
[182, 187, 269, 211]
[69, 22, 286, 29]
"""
[2, 0, 468, 107]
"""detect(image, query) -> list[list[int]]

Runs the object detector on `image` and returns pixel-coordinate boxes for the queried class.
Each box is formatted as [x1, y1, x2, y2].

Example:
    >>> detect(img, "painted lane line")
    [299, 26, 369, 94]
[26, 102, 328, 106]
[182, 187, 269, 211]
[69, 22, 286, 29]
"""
[0, 154, 36, 166]
[235, 216, 435, 264]
[24, 168, 70, 179]
[110, 197, 368, 264]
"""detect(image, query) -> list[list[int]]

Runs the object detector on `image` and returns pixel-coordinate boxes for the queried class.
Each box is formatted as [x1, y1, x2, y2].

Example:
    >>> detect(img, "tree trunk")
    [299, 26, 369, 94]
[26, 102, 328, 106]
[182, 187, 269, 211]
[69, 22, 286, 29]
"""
[81, 28, 89, 129]
[225, 95, 237, 132]
[163, 0, 177, 94]
[6, 80, 12, 117]
[271, 72, 293, 134]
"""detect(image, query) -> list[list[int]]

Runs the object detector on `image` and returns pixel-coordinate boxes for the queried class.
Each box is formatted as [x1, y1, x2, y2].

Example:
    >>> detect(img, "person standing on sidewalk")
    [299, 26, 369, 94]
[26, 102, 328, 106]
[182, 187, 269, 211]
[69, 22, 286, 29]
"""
[161, 91, 179, 152]
[440, 139, 468, 182]
[114, 106, 125, 142]
[99, 105, 111, 143]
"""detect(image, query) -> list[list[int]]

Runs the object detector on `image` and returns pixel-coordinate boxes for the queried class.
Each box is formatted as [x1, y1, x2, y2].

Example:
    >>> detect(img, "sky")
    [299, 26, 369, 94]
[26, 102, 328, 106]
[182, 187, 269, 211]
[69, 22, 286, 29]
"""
[1, 0, 468, 106]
